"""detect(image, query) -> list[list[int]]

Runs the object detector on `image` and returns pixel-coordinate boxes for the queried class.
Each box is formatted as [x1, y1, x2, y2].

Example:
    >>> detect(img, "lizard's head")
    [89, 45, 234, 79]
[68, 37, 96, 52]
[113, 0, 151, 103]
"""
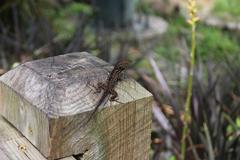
[115, 60, 129, 71]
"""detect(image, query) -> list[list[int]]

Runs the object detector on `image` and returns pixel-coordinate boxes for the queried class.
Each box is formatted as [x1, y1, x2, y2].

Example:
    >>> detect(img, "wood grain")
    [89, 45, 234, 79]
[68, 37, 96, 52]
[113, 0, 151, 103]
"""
[0, 116, 21, 142]
[0, 52, 152, 159]
[0, 115, 76, 160]
[0, 83, 50, 156]
[0, 52, 110, 117]
[60, 157, 77, 160]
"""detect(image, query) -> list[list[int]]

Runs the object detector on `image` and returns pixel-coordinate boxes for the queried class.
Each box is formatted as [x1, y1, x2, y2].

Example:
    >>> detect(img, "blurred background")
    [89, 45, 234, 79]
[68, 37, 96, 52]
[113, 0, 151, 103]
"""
[0, 0, 240, 159]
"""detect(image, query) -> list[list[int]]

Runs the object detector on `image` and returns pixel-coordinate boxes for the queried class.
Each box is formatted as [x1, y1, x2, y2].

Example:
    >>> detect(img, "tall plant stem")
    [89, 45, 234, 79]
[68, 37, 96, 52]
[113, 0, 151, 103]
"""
[181, 22, 196, 160]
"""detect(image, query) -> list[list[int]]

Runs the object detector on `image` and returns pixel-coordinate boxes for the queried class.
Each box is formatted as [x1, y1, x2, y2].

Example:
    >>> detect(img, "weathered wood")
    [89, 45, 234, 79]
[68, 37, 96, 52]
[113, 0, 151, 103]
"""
[0, 136, 47, 160]
[0, 116, 21, 142]
[0, 52, 152, 159]
[60, 157, 76, 160]
[0, 116, 76, 160]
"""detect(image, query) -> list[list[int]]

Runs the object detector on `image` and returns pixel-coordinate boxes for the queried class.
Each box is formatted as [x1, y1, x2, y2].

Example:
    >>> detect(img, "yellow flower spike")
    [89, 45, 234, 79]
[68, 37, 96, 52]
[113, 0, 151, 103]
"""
[187, 0, 199, 26]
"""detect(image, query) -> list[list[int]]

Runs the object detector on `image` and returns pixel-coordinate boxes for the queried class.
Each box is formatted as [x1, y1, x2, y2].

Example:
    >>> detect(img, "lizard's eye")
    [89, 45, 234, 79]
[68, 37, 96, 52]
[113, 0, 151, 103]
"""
[119, 65, 126, 70]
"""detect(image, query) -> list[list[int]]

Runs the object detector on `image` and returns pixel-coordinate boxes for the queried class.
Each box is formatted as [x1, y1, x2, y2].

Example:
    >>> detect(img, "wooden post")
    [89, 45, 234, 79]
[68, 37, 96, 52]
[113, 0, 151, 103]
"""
[0, 52, 152, 160]
[0, 116, 76, 160]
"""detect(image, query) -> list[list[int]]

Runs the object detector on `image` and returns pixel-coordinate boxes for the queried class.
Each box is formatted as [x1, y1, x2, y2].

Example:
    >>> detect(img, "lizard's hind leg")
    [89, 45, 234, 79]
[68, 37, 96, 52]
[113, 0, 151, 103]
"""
[110, 89, 125, 104]
[109, 89, 118, 101]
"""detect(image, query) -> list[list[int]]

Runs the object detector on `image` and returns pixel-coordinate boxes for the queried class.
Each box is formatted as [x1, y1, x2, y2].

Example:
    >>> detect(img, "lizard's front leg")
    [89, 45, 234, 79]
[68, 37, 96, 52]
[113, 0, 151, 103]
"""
[117, 74, 125, 82]
[95, 82, 106, 93]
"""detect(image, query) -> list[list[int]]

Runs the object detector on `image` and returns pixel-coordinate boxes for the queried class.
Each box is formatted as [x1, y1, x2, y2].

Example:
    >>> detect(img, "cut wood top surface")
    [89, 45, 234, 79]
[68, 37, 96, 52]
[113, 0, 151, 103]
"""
[0, 52, 151, 118]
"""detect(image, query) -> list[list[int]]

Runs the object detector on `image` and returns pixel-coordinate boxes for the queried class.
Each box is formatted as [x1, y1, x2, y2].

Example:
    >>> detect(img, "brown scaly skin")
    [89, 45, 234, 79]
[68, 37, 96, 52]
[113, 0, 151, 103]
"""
[83, 60, 129, 126]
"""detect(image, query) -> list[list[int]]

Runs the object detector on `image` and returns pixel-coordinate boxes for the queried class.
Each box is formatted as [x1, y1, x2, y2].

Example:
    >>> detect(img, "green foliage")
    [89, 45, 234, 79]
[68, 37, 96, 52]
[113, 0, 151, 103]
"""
[155, 16, 240, 62]
[154, 41, 180, 61]
[0, 0, 35, 14]
[154, 16, 187, 61]
[197, 25, 240, 61]
[136, 0, 155, 15]
[236, 117, 240, 128]
[213, 0, 240, 18]
[62, 2, 93, 16]
[0, 0, 47, 25]
[43, 2, 92, 41]
[168, 156, 176, 160]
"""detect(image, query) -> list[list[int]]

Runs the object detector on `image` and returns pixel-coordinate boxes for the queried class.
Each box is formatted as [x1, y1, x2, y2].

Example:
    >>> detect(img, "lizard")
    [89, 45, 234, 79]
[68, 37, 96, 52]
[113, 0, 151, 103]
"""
[82, 59, 129, 126]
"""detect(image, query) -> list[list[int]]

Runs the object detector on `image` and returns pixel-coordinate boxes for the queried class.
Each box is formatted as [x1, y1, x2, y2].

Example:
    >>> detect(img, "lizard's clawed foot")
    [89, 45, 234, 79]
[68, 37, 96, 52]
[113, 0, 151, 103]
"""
[114, 99, 124, 104]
